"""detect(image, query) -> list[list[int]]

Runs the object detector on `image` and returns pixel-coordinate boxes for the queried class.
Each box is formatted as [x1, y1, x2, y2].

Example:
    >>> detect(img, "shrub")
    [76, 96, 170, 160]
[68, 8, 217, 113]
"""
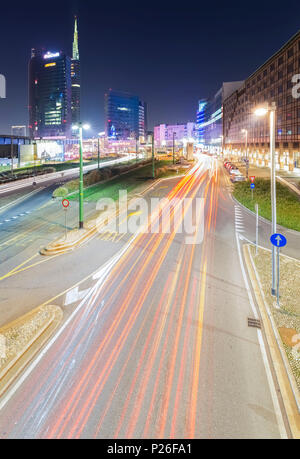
[53, 187, 68, 198]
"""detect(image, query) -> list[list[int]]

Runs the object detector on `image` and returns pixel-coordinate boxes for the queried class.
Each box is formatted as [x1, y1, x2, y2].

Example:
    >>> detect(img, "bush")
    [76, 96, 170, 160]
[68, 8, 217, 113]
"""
[53, 187, 68, 198]
[85, 169, 101, 186]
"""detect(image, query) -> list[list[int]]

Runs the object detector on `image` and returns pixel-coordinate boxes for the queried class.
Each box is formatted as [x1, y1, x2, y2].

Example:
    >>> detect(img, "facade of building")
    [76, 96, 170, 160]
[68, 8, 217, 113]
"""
[104, 90, 143, 140]
[11, 126, 27, 137]
[154, 123, 196, 148]
[29, 49, 72, 139]
[223, 30, 300, 171]
[196, 82, 244, 151]
[138, 101, 147, 140]
[71, 16, 81, 126]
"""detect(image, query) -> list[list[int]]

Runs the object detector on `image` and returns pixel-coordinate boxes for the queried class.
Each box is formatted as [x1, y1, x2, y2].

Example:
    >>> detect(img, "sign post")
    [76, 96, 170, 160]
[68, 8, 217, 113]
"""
[250, 182, 255, 199]
[270, 233, 287, 307]
[255, 203, 259, 256]
[62, 199, 70, 240]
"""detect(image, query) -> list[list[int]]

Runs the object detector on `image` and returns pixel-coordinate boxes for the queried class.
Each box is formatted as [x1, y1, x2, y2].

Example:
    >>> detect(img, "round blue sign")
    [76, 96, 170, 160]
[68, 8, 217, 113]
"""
[270, 233, 287, 248]
[250, 183, 255, 189]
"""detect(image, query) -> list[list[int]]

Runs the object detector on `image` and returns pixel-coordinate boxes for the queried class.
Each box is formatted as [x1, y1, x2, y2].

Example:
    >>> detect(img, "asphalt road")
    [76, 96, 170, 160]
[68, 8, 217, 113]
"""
[0, 154, 296, 438]
[0, 155, 133, 197]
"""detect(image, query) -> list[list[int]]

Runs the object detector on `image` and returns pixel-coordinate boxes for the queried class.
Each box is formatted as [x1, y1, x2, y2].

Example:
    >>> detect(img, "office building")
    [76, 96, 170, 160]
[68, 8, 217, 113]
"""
[29, 49, 72, 139]
[154, 123, 196, 147]
[139, 101, 147, 140]
[11, 126, 27, 137]
[196, 82, 244, 151]
[105, 89, 144, 140]
[223, 30, 300, 171]
[71, 16, 81, 125]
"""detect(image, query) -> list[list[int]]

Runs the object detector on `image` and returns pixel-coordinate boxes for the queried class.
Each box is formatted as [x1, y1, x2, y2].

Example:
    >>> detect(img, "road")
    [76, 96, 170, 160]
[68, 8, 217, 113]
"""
[0, 154, 295, 438]
[0, 155, 133, 196]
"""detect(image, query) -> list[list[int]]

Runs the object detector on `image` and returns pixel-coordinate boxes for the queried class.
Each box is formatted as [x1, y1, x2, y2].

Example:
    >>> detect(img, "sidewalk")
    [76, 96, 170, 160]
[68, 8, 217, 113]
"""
[244, 243, 300, 438]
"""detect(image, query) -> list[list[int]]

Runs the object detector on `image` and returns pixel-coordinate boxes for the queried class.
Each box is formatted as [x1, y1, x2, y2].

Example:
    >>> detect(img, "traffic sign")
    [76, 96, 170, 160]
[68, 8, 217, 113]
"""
[250, 176, 255, 183]
[250, 183, 255, 189]
[62, 199, 70, 208]
[270, 233, 287, 248]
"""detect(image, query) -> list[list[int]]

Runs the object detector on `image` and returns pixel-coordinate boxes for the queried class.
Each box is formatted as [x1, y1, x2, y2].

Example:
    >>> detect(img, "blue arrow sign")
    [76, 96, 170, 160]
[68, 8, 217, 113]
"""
[270, 233, 287, 248]
[250, 183, 255, 189]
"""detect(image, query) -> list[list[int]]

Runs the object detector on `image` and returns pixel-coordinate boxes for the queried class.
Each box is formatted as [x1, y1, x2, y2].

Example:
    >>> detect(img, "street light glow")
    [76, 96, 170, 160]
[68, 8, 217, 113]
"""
[254, 107, 268, 117]
[83, 124, 90, 130]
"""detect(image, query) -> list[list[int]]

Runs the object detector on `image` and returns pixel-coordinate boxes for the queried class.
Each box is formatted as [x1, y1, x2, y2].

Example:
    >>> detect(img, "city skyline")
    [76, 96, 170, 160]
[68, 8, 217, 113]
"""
[1, 1, 300, 136]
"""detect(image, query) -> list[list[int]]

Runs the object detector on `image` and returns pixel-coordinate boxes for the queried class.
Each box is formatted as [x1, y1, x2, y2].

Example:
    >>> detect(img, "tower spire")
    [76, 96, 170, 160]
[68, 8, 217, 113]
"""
[72, 16, 79, 61]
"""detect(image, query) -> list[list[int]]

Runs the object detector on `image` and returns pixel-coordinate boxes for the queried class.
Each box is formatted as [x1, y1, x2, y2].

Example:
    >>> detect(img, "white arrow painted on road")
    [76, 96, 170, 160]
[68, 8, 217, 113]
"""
[64, 286, 91, 306]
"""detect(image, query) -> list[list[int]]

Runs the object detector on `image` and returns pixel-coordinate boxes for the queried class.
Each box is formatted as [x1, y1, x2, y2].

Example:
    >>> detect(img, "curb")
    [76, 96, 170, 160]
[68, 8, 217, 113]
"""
[0, 305, 63, 399]
[243, 243, 300, 438]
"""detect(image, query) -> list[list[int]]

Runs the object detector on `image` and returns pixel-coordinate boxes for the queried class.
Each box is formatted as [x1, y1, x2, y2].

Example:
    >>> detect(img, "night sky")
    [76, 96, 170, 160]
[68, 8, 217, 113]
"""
[1, 0, 300, 136]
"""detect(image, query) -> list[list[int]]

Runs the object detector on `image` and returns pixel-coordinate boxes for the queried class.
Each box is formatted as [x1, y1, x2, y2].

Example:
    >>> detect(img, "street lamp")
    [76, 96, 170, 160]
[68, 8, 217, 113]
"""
[173, 132, 176, 165]
[152, 135, 155, 179]
[136, 137, 139, 163]
[254, 102, 277, 295]
[72, 122, 91, 229]
[241, 128, 249, 179]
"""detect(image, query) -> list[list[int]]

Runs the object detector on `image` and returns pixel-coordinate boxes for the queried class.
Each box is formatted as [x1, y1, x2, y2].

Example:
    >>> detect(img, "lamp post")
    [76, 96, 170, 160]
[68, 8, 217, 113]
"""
[173, 132, 176, 165]
[72, 122, 91, 229]
[152, 134, 155, 179]
[136, 137, 139, 163]
[254, 102, 277, 295]
[241, 128, 249, 179]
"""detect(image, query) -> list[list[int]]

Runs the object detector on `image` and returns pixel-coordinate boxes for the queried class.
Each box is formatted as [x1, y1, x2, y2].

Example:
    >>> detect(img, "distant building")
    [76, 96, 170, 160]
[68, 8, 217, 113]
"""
[71, 16, 81, 126]
[105, 89, 146, 140]
[154, 123, 196, 147]
[11, 126, 27, 137]
[196, 82, 244, 151]
[139, 101, 147, 140]
[29, 49, 72, 139]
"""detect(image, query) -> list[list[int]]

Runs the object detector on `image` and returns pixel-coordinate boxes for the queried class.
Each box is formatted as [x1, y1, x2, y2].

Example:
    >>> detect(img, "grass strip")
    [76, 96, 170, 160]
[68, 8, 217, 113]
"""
[233, 178, 300, 232]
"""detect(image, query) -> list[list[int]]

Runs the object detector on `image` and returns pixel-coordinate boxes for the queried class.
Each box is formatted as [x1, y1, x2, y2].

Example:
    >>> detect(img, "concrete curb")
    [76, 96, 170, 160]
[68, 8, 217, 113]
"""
[243, 243, 300, 438]
[0, 305, 63, 399]
[277, 176, 300, 197]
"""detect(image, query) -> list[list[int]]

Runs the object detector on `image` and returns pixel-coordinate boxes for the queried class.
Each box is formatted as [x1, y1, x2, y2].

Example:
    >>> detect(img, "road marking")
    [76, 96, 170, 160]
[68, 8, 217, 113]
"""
[64, 287, 91, 306]
[0, 223, 143, 412]
[0, 188, 42, 215]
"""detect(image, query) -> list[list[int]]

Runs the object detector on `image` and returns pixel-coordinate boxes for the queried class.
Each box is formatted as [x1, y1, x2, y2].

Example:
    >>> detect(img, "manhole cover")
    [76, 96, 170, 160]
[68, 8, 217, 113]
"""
[248, 318, 261, 329]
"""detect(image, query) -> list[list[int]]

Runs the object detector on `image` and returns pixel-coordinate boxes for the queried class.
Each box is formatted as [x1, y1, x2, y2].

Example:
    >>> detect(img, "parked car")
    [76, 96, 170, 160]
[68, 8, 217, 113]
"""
[229, 167, 241, 175]
[230, 174, 246, 182]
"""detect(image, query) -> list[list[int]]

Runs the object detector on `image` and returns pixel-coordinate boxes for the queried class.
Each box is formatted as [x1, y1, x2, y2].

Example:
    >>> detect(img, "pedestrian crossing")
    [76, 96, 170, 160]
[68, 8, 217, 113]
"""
[234, 205, 245, 233]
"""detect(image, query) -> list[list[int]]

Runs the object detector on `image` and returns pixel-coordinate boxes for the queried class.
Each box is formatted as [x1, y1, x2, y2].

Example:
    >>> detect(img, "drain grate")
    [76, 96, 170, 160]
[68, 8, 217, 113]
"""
[248, 317, 262, 329]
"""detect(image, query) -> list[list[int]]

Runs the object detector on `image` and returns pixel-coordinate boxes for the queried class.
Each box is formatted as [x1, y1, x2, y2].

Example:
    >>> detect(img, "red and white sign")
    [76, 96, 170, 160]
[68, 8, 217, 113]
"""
[250, 176, 255, 183]
[62, 199, 70, 208]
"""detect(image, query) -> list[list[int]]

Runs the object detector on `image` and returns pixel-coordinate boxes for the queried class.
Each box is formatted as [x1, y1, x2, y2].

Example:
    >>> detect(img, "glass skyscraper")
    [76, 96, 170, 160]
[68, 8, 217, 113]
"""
[29, 49, 72, 139]
[105, 90, 144, 140]
[71, 16, 81, 126]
